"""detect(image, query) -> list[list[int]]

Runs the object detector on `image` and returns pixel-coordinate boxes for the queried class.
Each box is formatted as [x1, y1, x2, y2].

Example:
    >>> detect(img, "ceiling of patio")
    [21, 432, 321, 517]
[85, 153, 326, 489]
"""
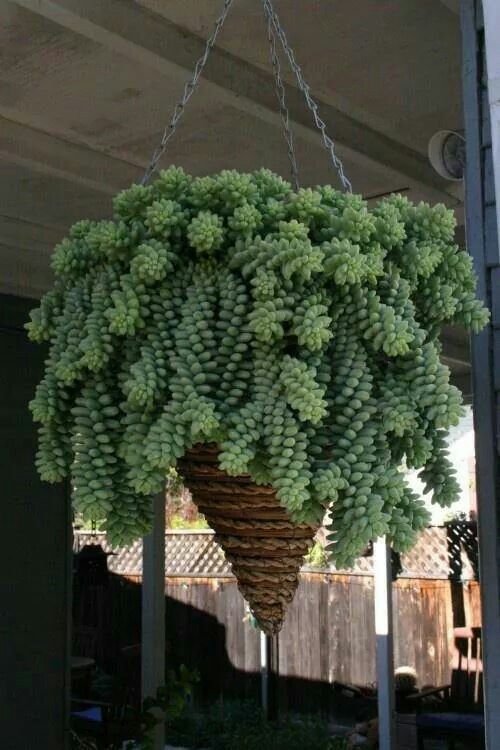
[0, 0, 471, 390]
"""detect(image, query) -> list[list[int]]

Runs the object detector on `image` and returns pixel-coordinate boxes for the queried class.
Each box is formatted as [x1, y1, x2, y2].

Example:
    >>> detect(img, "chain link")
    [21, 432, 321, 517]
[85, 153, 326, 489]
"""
[262, 0, 353, 193]
[265, 11, 300, 190]
[141, 0, 352, 193]
[141, 0, 235, 185]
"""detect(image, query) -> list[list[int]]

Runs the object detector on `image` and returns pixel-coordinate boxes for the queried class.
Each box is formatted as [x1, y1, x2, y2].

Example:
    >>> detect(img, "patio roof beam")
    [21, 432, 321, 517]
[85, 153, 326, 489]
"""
[0, 243, 54, 298]
[440, 330, 471, 369]
[11, 0, 454, 201]
[440, 0, 461, 13]
[0, 113, 141, 195]
[441, 356, 470, 370]
[0, 214, 63, 249]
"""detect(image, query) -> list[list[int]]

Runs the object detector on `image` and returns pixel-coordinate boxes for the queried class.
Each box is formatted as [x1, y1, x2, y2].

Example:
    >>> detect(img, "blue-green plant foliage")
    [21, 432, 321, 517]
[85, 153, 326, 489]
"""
[27, 168, 488, 567]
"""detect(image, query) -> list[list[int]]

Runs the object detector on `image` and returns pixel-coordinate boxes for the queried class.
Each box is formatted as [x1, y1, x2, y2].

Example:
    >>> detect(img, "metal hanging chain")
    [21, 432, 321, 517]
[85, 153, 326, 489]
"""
[261, 0, 353, 193]
[266, 11, 300, 190]
[141, 0, 352, 193]
[141, 0, 235, 185]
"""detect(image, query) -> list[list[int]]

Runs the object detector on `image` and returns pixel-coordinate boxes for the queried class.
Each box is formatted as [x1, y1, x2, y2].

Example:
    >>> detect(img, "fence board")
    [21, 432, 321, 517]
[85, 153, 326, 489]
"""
[74, 530, 482, 716]
[95, 573, 482, 714]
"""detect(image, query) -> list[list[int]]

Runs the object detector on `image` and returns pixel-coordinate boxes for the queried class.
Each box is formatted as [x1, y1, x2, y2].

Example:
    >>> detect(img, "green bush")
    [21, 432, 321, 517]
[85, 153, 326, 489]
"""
[304, 541, 329, 569]
[166, 700, 346, 750]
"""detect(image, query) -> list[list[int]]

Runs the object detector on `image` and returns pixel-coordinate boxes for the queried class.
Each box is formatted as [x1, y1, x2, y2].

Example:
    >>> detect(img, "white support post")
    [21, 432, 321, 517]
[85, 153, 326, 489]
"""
[463, 2, 500, 745]
[260, 630, 269, 715]
[374, 537, 395, 750]
[483, 0, 500, 246]
[481, 14, 500, 732]
[142, 491, 166, 750]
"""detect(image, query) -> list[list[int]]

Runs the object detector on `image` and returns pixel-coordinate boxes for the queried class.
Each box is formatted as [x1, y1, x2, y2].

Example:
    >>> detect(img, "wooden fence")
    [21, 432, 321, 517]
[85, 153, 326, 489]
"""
[74, 528, 481, 715]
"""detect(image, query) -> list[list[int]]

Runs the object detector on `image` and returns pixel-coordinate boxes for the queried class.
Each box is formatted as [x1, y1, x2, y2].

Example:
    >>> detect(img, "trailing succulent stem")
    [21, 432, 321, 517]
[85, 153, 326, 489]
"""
[28, 167, 488, 567]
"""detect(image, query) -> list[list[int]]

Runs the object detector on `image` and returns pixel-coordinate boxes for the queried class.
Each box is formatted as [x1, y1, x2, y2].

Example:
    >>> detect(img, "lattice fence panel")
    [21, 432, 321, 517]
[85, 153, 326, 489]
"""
[74, 523, 478, 580]
[74, 530, 232, 577]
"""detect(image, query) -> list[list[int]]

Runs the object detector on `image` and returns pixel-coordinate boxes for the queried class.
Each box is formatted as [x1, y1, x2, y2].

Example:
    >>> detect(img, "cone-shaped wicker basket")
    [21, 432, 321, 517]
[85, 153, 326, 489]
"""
[178, 443, 318, 635]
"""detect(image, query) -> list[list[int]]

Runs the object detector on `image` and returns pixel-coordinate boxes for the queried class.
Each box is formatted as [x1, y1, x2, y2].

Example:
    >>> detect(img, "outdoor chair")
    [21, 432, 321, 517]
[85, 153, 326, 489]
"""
[71, 643, 142, 749]
[332, 681, 378, 722]
[73, 624, 99, 659]
[72, 625, 99, 698]
[408, 626, 484, 749]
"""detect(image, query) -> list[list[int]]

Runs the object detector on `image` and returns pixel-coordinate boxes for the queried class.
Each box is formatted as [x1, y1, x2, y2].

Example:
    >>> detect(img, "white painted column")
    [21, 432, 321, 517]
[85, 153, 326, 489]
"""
[483, 0, 500, 238]
[374, 537, 395, 750]
[260, 630, 269, 715]
[142, 492, 166, 750]
[471, 3, 500, 745]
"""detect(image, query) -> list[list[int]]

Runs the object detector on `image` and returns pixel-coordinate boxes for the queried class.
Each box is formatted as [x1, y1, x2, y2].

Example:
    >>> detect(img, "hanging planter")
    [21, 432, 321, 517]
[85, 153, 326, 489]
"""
[178, 443, 317, 634]
[26, 0, 488, 633]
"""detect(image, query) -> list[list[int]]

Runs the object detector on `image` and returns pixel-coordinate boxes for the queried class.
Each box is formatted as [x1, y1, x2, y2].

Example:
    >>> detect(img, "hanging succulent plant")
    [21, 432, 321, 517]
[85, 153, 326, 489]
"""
[27, 167, 488, 569]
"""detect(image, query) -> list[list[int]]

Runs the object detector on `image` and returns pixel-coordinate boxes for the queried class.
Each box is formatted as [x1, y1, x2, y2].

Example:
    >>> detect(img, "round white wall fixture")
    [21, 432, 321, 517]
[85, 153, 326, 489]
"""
[428, 130, 466, 181]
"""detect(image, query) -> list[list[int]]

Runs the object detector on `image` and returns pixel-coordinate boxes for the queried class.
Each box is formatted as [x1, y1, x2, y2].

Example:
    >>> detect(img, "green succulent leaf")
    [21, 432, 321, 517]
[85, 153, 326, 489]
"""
[27, 167, 488, 560]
